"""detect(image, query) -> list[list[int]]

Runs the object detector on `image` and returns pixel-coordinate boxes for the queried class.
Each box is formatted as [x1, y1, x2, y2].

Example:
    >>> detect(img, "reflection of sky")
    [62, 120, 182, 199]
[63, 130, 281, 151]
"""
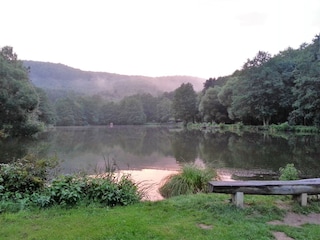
[121, 169, 178, 201]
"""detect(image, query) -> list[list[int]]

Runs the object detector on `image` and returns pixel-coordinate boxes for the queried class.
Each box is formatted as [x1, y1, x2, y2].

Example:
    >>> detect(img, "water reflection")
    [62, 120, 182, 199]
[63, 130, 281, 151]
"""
[121, 169, 178, 201]
[1, 126, 319, 178]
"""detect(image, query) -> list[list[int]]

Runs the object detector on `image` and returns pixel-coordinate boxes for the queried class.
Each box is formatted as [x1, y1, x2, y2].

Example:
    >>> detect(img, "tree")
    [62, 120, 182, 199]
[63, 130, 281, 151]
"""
[202, 78, 217, 93]
[217, 76, 239, 122]
[100, 101, 119, 125]
[136, 93, 158, 122]
[172, 83, 197, 125]
[230, 51, 286, 126]
[289, 36, 320, 126]
[199, 87, 230, 123]
[35, 87, 56, 125]
[80, 95, 103, 125]
[0, 46, 41, 136]
[54, 98, 84, 126]
[118, 96, 146, 125]
[156, 97, 172, 123]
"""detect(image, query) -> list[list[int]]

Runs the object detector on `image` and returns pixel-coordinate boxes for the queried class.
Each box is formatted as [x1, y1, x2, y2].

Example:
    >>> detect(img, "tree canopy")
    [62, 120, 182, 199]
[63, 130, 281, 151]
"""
[3, 34, 320, 132]
[172, 83, 197, 125]
[198, 33, 320, 127]
[0, 47, 41, 136]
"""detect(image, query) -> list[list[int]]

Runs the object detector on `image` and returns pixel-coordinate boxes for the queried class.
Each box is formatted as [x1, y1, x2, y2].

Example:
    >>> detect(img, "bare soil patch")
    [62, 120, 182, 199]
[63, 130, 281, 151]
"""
[272, 231, 294, 240]
[197, 223, 213, 230]
[269, 212, 320, 240]
[268, 212, 320, 227]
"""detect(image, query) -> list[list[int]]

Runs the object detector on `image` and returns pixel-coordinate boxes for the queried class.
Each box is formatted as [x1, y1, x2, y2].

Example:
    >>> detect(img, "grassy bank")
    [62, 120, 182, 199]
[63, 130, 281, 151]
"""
[1, 194, 320, 240]
[188, 122, 320, 134]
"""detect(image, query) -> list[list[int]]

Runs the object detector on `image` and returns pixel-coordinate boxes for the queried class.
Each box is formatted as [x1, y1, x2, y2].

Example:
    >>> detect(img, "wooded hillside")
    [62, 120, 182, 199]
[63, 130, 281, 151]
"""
[23, 61, 204, 100]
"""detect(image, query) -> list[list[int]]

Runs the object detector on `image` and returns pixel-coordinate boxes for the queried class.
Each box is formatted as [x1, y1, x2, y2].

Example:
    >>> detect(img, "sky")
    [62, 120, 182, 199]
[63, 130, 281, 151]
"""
[1, 0, 320, 78]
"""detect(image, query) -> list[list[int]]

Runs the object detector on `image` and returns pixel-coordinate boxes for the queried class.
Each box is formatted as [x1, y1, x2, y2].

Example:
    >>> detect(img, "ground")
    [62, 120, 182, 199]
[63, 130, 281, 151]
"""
[269, 212, 320, 240]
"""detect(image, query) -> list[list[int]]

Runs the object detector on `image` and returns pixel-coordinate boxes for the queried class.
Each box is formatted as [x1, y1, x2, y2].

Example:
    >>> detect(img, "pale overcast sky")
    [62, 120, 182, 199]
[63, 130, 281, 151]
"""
[1, 0, 320, 78]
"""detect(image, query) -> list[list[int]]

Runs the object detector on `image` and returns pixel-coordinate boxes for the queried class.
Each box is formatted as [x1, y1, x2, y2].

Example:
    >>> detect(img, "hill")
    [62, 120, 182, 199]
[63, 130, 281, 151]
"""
[23, 61, 205, 100]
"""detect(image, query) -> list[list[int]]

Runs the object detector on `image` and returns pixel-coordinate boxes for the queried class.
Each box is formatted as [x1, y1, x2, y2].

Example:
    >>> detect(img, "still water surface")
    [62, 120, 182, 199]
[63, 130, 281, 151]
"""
[1, 126, 320, 180]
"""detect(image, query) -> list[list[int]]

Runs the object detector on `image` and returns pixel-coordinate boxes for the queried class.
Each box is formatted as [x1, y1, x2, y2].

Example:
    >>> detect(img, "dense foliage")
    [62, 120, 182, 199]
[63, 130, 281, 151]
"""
[198, 34, 320, 127]
[53, 93, 173, 126]
[0, 155, 141, 212]
[40, 34, 320, 128]
[3, 34, 320, 131]
[0, 47, 38, 136]
[172, 83, 198, 125]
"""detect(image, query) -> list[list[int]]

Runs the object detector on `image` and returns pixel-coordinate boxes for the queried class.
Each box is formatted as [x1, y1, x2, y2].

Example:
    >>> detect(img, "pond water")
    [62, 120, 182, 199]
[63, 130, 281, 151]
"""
[1, 126, 320, 181]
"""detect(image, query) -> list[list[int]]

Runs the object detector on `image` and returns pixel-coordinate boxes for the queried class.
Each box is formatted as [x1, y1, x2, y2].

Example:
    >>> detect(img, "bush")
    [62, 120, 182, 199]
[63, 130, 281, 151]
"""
[159, 164, 216, 198]
[87, 174, 141, 206]
[0, 154, 58, 199]
[46, 175, 87, 207]
[279, 163, 299, 180]
[270, 122, 292, 132]
[0, 155, 141, 211]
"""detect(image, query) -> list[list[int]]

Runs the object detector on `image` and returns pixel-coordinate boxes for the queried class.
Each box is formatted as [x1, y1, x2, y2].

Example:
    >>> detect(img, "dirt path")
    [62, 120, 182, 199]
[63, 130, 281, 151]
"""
[269, 212, 320, 240]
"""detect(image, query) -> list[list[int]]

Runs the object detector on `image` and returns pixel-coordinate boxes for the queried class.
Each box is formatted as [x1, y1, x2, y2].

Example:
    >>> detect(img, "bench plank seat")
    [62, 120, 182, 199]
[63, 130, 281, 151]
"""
[208, 178, 320, 207]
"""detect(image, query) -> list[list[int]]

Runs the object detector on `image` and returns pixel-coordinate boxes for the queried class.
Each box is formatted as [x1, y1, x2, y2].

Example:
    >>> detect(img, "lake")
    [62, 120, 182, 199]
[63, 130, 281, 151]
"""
[1, 125, 320, 180]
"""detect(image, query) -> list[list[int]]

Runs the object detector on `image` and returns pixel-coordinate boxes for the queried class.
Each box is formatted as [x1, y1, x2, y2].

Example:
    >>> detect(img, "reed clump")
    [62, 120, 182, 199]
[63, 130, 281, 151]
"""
[159, 164, 217, 198]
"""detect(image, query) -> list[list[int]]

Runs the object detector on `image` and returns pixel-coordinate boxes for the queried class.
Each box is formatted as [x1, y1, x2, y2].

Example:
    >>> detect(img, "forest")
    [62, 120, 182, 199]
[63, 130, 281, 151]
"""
[0, 34, 320, 137]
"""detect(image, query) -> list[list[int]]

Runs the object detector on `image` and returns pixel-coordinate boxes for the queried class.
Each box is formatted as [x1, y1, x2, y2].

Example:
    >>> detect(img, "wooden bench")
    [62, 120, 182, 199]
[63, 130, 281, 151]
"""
[208, 178, 320, 208]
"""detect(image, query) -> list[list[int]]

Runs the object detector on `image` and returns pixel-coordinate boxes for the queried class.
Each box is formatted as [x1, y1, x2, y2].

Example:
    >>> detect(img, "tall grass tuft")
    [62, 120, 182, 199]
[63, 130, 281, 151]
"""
[159, 164, 217, 198]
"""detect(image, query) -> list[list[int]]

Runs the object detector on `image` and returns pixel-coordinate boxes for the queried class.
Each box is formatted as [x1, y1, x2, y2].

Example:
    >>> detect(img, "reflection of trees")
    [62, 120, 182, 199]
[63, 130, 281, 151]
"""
[288, 135, 320, 177]
[198, 132, 234, 168]
[0, 137, 47, 163]
[198, 132, 320, 178]
[171, 130, 201, 163]
[0, 138, 29, 163]
[225, 133, 291, 170]
[38, 126, 174, 158]
[141, 128, 173, 156]
[3, 127, 320, 178]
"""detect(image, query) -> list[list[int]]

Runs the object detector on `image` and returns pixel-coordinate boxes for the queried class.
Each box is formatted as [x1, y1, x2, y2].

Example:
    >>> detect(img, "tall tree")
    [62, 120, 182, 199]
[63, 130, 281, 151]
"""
[118, 96, 146, 125]
[289, 36, 320, 126]
[156, 97, 172, 123]
[199, 86, 230, 123]
[35, 87, 56, 125]
[0, 46, 41, 136]
[137, 93, 158, 122]
[231, 51, 286, 126]
[172, 83, 197, 125]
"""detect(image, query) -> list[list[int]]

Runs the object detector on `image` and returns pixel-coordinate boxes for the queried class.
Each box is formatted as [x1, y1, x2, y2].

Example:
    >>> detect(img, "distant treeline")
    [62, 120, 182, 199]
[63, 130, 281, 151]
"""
[1, 34, 320, 137]
[49, 34, 320, 128]
[50, 92, 174, 126]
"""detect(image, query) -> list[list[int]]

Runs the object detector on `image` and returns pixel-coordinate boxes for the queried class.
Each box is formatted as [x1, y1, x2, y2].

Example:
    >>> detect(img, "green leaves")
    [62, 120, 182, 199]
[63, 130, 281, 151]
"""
[0, 157, 141, 211]
[0, 46, 42, 137]
[173, 83, 197, 125]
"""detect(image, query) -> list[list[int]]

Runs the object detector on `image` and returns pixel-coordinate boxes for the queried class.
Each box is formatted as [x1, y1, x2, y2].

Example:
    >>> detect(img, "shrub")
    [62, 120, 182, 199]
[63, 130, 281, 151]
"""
[0, 154, 58, 199]
[46, 175, 87, 207]
[1, 155, 141, 210]
[279, 163, 299, 180]
[159, 164, 216, 198]
[270, 122, 292, 132]
[86, 174, 141, 206]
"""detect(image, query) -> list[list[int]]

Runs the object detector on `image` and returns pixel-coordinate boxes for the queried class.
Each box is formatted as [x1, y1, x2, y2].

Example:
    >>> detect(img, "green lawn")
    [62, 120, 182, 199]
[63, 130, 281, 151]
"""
[1, 194, 320, 240]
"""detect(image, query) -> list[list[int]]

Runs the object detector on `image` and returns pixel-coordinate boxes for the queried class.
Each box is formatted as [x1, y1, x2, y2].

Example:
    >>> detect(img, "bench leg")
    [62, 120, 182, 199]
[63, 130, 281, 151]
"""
[232, 192, 244, 208]
[300, 193, 308, 206]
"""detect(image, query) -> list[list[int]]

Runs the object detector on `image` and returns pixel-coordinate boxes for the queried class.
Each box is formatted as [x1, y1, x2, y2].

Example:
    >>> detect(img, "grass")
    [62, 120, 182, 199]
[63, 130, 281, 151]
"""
[1, 194, 320, 240]
[159, 164, 216, 198]
[188, 122, 320, 134]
